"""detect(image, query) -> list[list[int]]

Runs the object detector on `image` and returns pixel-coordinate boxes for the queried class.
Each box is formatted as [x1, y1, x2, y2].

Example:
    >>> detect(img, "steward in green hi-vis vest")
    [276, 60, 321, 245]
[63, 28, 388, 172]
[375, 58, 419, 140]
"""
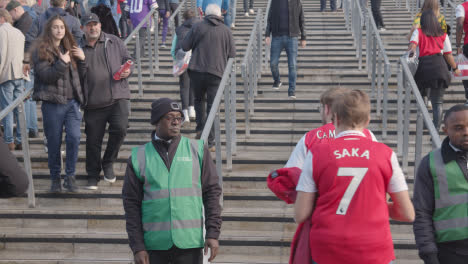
[131, 136, 205, 250]
[429, 148, 468, 243]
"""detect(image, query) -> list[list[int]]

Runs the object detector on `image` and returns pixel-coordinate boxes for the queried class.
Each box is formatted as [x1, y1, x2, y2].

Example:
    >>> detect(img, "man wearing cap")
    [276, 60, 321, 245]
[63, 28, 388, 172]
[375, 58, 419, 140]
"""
[78, 13, 133, 190]
[122, 98, 222, 264]
[413, 104, 468, 264]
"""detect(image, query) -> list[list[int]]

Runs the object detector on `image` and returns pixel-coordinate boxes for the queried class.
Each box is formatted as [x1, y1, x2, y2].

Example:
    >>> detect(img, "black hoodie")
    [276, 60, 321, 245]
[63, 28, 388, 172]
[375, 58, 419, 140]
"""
[181, 15, 235, 78]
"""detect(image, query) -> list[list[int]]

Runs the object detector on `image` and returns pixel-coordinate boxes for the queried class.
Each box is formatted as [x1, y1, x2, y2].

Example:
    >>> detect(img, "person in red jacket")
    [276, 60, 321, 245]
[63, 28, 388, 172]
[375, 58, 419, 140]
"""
[295, 89, 415, 264]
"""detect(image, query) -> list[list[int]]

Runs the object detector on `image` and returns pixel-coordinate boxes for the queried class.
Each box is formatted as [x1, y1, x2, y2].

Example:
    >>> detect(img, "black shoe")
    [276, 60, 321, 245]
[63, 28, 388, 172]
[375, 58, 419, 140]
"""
[28, 130, 38, 138]
[272, 81, 282, 90]
[288, 92, 296, 99]
[50, 179, 62, 193]
[85, 178, 98, 190]
[103, 165, 116, 183]
[15, 143, 22, 150]
[63, 176, 78, 192]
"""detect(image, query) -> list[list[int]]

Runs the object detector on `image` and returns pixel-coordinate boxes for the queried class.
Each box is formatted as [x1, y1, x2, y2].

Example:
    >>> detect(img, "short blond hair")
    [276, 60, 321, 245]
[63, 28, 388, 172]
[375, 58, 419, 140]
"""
[320, 87, 350, 108]
[331, 89, 370, 128]
[0, 8, 12, 24]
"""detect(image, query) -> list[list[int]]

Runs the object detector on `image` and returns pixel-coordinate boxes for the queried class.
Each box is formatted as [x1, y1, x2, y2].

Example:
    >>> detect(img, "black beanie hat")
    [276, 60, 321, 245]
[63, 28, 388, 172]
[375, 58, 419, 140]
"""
[150, 98, 184, 125]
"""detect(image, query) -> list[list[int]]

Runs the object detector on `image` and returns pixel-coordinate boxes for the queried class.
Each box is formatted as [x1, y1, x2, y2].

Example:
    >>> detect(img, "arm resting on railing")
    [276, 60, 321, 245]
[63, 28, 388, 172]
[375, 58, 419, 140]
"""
[0, 132, 29, 198]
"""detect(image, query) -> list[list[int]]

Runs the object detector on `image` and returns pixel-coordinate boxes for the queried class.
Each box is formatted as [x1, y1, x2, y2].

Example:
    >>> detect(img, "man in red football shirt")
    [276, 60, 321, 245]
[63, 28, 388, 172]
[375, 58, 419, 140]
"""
[295, 89, 415, 264]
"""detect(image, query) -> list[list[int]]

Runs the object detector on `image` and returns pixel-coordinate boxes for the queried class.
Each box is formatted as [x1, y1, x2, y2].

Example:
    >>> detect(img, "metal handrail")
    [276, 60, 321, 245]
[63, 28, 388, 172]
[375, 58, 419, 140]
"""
[366, 7, 391, 139]
[200, 58, 236, 206]
[351, 0, 364, 69]
[124, 8, 159, 96]
[0, 88, 35, 208]
[241, 9, 263, 137]
[398, 57, 442, 175]
[444, 0, 458, 45]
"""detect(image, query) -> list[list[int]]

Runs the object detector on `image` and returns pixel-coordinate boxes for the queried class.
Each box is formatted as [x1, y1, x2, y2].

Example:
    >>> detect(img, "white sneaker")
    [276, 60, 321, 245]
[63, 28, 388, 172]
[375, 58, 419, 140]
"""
[249, 9, 254, 14]
[427, 100, 432, 110]
[183, 109, 190, 123]
[230, 23, 235, 29]
[244, 12, 249, 16]
[188, 106, 196, 120]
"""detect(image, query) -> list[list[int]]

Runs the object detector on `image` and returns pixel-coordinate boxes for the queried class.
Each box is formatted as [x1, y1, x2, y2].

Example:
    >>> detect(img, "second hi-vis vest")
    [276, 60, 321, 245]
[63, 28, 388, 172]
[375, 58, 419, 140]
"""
[430, 148, 468, 243]
[131, 136, 205, 250]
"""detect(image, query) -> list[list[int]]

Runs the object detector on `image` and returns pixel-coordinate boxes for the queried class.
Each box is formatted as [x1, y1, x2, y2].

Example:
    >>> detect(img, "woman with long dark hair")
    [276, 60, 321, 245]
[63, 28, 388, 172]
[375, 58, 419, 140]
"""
[408, 10, 460, 129]
[32, 15, 86, 193]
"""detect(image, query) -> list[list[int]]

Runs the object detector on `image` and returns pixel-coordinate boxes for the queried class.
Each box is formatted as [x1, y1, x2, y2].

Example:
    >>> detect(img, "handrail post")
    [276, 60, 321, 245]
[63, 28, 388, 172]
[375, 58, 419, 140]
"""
[415, 108, 424, 177]
[382, 63, 390, 139]
[231, 61, 237, 156]
[397, 65, 404, 156]
[402, 74, 411, 173]
[136, 30, 143, 97]
[242, 64, 250, 137]
[148, 20, 154, 80]
[154, 11, 159, 71]
[18, 102, 35, 208]
[224, 71, 233, 171]
[376, 48, 383, 117]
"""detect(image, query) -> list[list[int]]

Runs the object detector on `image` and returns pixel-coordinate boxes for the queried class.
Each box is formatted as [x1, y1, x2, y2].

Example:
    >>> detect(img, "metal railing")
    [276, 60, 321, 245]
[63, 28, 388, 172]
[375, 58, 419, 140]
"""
[397, 57, 442, 175]
[0, 88, 35, 208]
[443, 0, 458, 45]
[241, 9, 264, 137]
[343, 0, 364, 69]
[366, 7, 391, 139]
[200, 58, 237, 204]
[124, 8, 159, 97]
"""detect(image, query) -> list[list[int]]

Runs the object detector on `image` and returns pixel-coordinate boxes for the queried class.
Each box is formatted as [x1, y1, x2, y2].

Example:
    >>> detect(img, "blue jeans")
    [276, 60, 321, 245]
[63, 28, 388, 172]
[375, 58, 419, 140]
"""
[320, 0, 336, 11]
[0, 79, 23, 144]
[270, 36, 298, 95]
[41, 100, 82, 180]
[24, 73, 38, 133]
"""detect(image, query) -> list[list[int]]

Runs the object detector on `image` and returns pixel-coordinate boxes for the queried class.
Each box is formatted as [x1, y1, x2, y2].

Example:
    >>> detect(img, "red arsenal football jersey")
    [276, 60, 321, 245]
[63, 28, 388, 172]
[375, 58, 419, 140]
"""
[308, 133, 395, 264]
[304, 123, 374, 151]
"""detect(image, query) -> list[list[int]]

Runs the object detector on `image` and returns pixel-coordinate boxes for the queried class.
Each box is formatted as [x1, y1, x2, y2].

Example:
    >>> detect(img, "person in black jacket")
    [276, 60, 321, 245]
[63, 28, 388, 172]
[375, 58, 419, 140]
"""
[181, 3, 235, 150]
[79, 13, 133, 190]
[91, 1, 119, 35]
[32, 15, 86, 193]
[265, 0, 306, 99]
[413, 104, 468, 264]
[0, 131, 29, 198]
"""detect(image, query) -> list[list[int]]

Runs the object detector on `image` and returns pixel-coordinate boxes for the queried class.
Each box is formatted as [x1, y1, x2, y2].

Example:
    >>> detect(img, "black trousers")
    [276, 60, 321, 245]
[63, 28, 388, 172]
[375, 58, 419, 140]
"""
[179, 71, 194, 110]
[84, 100, 129, 181]
[438, 248, 468, 264]
[148, 247, 203, 264]
[371, 0, 384, 28]
[188, 70, 221, 146]
[170, 3, 179, 27]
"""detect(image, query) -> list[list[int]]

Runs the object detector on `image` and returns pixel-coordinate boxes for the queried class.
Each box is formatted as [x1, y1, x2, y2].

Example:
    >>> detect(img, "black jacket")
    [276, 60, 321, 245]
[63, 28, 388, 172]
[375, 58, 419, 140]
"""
[122, 133, 222, 254]
[175, 17, 200, 52]
[13, 12, 33, 36]
[413, 137, 468, 264]
[32, 49, 85, 105]
[0, 131, 29, 198]
[156, 0, 170, 11]
[181, 15, 236, 78]
[91, 4, 120, 36]
[79, 32, 133, 109]
[265, 0, 306, 40]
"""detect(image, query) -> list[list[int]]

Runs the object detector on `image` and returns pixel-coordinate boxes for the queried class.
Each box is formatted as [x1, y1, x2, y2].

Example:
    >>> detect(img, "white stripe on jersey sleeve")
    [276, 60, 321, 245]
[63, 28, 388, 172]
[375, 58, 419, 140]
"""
[296, 152, 317, 193]
[285, 134, 307, 169]
[387, 152, 409, 193]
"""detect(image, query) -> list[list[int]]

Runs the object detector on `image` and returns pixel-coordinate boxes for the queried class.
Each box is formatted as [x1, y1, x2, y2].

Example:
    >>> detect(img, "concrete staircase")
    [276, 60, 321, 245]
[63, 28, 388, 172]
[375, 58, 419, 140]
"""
[2, 0, 463, 263]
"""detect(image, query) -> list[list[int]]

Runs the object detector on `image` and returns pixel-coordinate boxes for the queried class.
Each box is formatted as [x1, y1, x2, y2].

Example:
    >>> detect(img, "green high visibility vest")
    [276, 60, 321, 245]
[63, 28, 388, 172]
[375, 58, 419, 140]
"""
[429, 148, 468, 243]
[131, 136, 205, 250]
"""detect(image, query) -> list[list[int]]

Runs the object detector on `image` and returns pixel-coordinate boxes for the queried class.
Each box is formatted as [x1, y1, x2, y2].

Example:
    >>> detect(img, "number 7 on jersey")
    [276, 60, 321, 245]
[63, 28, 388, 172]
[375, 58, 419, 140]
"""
[336, 167, 369, 215]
